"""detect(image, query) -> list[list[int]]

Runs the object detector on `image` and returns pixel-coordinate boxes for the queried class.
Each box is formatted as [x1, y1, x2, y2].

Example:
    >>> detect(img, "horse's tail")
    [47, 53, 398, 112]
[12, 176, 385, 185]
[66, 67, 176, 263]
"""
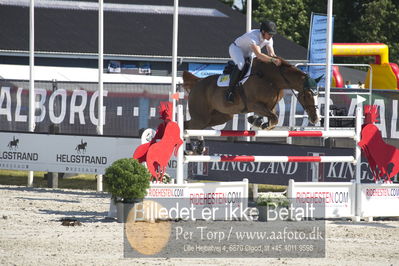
[182, 71, 201, 92]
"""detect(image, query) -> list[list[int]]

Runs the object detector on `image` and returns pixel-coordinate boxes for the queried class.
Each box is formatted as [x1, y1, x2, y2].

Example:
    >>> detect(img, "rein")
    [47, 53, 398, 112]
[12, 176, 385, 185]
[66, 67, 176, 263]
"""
[279, 66, 292, 85]
[278, 66, 318, 111]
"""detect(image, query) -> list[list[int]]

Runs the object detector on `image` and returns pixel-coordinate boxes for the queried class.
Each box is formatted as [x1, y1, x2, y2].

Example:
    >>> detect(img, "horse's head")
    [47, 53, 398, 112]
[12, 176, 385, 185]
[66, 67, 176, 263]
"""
[252, 58, 321, 125]
[297, 75, 322, 125]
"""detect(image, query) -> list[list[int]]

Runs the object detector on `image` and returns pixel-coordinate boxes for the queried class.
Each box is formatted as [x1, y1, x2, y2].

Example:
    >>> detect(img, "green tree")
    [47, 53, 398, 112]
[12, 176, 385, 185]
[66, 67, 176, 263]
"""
[252, 0, 310, 47]
[352, 0, 399, 63]
[221, 0, 399, 63]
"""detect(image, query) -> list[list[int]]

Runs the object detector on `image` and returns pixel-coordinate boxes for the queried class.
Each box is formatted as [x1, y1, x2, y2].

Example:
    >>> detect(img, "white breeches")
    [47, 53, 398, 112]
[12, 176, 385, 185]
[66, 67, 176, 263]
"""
[229, 43, 247, 70]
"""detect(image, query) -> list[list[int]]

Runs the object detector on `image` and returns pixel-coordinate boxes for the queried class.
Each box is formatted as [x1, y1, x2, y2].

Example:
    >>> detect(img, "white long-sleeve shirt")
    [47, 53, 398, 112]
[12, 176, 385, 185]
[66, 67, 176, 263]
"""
[233, 29, 274, 58]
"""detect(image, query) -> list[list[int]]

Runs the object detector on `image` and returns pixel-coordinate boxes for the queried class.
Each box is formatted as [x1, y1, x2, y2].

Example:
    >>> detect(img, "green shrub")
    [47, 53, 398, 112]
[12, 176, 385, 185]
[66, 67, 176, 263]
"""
[256, 192, 289, 207]
[104, 158, 151, 203]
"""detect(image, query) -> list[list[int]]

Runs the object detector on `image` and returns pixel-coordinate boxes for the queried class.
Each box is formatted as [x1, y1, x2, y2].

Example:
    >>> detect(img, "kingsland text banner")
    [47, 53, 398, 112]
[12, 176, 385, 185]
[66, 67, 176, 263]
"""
[188, 140, 376, 185]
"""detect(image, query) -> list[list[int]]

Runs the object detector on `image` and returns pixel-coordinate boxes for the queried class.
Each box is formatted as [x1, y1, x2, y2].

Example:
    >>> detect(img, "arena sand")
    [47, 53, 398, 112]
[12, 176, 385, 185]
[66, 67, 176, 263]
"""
[0, 185, 398, 266]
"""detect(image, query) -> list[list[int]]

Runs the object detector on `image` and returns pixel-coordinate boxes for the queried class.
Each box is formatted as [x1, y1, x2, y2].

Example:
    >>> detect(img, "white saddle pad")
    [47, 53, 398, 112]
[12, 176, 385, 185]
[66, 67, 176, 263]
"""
[217, 74, 230, 87]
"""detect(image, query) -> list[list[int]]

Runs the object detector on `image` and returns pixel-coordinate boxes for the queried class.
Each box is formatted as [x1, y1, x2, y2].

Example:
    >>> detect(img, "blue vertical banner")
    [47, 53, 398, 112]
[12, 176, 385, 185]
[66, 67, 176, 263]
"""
[308, 13, 334, 87]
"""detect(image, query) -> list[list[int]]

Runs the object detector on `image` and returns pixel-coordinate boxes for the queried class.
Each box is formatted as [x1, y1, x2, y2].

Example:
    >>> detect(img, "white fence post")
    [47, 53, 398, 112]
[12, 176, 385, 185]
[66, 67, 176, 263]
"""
[176, 104, 184, 185]
[354, 98, 364, 221]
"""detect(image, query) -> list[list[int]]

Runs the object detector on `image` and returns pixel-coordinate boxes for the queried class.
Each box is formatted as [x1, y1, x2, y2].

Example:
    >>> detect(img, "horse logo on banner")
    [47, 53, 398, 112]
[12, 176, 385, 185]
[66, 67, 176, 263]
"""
[8, 136, 19, 150]
[75, 139, 87, 154]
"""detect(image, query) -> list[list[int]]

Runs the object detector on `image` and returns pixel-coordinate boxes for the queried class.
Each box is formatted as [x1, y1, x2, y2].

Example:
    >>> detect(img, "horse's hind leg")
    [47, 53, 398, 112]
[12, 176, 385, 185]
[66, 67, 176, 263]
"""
[184, 117, 211, 130]
[207, 111, 233, 128]
[183, 117, 209, 155]
[251, 103, 278, 130]
[186, 111, 232, 155]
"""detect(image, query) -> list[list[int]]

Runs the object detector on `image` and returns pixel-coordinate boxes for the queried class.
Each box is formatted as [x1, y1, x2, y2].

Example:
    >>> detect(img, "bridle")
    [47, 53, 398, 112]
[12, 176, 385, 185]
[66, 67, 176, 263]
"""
[278, 66, 319, 111]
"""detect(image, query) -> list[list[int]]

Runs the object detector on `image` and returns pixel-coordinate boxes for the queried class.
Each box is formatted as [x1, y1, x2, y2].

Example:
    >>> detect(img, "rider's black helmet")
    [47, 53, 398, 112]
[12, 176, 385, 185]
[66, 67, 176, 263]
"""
[260, 21, 277, 35]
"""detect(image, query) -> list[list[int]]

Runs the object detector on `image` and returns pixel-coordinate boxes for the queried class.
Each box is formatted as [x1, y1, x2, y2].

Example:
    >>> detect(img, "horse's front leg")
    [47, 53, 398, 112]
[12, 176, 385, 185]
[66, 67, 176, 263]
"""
[250, 104, 278, 130]
[196, 136, 205, 155]
[184, 137, 205, 155]
[247, 115, 264, 128]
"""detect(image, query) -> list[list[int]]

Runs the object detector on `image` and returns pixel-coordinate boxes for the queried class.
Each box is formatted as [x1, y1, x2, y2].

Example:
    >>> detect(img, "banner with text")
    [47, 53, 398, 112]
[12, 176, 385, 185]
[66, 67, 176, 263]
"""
[188, 140, 375, 185]
[0, 132, 141, 174]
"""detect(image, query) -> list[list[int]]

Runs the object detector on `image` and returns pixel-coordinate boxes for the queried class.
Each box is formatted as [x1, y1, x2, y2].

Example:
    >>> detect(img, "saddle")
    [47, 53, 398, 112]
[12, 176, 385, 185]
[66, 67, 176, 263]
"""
[217, 59, 252, 87]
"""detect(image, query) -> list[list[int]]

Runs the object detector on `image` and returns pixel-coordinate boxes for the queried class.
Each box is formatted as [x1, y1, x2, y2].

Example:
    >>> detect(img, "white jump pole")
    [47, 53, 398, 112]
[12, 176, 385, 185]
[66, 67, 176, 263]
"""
[185, 129, 356, 138]
[355, 96, 365, 184]
[245, 0, 258, 199]
[172, 0, 182, 184]
[184, 155, 355, 163]
[97, 0, 104, 192]
[171, 0, 179, 122]
[324, 0, 333, 131]
[176, 104, 184, 184]
[28, 0, 35, 187]
[354, 98, 364, 221]
[244, 0, 252, 141]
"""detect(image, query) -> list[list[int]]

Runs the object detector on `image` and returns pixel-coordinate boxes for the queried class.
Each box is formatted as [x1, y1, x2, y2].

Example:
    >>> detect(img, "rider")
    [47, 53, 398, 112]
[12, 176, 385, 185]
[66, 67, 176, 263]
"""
[225, 20, 282, 103]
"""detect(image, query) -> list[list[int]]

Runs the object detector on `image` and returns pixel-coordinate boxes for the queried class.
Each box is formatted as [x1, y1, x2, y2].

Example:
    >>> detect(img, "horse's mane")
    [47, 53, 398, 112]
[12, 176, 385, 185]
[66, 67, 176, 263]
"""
[276, 57, 291, 67]
[253, 56, 295, 69]
[251, 56, 306, 86]
[266, 56, 306, 76]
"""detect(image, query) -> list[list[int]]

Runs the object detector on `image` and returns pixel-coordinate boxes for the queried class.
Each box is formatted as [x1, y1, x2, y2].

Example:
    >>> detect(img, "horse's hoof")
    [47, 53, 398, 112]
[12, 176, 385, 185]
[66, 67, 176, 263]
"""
[195, 147, 206, 155]
[196, 142, 206, 155]
[261, 122, 269, 130]
[253, 117, 263, 128]
[184, 150, 194, 155]
[162, 174, 171, 184]
[186, 143, 194, 152]
[247, 115, 256, 124]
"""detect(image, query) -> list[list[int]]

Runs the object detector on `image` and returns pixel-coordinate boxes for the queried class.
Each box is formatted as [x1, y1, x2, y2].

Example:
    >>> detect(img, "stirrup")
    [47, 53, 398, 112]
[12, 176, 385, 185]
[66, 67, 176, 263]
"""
[225, 90, 234, 103]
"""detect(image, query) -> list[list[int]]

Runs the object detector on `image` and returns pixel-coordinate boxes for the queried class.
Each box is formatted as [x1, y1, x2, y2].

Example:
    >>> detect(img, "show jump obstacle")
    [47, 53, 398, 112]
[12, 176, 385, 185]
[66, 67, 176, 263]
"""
[175, 95, 363, 186]
[136, 94, 399, 221]
[174, 94, 399, 221]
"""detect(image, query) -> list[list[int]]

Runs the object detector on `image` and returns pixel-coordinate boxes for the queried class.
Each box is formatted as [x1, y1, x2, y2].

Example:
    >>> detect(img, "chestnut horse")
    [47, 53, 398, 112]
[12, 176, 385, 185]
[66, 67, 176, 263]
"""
[182, 57, 321, 130]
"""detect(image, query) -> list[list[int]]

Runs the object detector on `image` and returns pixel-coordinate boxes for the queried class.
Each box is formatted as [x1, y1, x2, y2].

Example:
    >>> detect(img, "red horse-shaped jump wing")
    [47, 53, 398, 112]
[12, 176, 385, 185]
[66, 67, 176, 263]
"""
[358, 105, 399, 181]
[133, 102, 183, 182]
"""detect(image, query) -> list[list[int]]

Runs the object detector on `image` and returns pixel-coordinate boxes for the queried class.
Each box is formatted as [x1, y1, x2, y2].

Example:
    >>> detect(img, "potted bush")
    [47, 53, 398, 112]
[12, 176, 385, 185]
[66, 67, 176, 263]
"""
[104, 158, 151, 223]
[256, 192, 290, 222]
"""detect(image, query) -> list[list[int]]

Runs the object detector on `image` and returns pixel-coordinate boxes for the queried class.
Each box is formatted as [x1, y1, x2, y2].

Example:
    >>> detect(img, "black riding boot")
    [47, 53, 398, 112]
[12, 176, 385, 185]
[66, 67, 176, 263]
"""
[225, 66, 242, 103]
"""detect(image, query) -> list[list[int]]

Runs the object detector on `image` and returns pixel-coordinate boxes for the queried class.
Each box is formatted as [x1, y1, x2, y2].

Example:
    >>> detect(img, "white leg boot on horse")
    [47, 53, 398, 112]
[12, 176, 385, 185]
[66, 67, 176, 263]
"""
[247, 115, 264, 128]
[184, 121, 205, 155]
[248, 103, 279, 130]
[184, 138, 205, 155]
[248, 115, 271, 130]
